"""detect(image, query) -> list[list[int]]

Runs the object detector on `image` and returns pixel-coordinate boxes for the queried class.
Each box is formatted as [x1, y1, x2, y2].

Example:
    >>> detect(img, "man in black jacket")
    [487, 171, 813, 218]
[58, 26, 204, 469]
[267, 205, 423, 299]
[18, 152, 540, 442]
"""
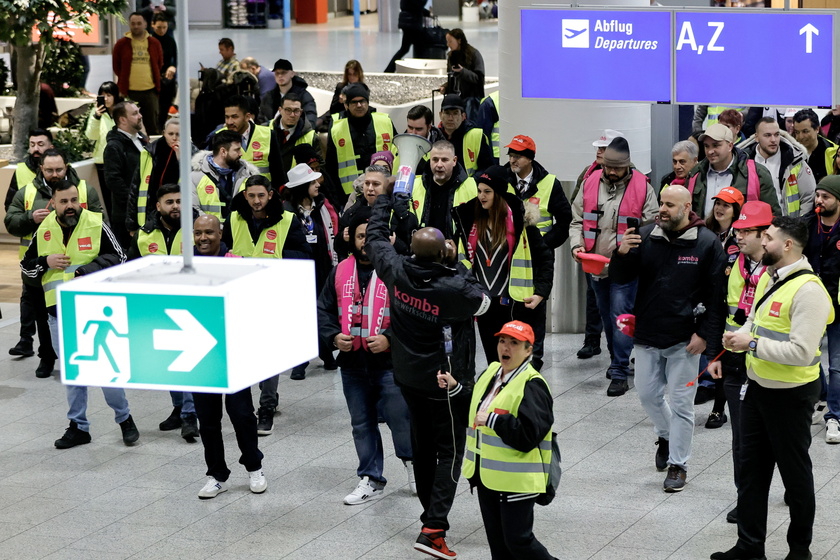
[103, 101, 148, 249]
[384, 0, 431, 73]
[367, 193, 490, 559]
[258, 59, 317, 127]
[612, 185, 726, 493]
[803, 176, 840, 443]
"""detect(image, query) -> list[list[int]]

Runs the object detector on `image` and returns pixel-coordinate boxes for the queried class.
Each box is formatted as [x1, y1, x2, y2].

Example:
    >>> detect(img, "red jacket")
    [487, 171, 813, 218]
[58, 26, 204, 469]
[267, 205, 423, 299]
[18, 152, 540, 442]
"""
[112, 33, 163, 95]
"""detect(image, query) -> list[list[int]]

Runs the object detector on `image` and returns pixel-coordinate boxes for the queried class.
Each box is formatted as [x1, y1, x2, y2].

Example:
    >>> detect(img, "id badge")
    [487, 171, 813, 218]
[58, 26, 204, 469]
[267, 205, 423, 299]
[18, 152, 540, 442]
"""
[500, 297, 512, 306]
[739, 381, 748, 401]
[306, 233, 317, 244]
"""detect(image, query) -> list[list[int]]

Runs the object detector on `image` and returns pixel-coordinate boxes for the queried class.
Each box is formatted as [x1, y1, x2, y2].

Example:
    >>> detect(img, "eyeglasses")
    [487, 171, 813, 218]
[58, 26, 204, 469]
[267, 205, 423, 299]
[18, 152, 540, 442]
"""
[282, 107, 302, 115]
[348, 99, 368, 106]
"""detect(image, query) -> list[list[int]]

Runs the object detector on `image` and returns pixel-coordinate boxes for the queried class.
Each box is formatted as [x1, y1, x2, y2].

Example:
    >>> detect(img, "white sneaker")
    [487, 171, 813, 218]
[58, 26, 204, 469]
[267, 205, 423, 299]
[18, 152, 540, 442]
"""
[826, 419, 840, 444]
[198, 477, 227, 499]
[248, 469, 267, 494]
[812, 401, 827, 425]
[404, 460, 417, 496]
[343, 476, 384, 505]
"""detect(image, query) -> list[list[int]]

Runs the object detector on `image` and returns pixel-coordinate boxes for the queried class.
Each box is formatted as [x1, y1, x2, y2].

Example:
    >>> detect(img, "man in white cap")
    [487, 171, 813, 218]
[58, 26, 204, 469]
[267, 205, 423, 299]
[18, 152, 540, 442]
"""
[572, 129, 625, 361]
[685, 123, 779, 218]
[570, 137, 659, 396]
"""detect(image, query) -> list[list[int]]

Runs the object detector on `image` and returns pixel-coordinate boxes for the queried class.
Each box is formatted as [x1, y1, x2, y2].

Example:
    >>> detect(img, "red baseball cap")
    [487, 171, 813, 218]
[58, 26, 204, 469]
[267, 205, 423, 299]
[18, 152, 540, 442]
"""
[734, 201, 773, 229]
[712, 186, 745, 206]
[505, 135, 536, 155]
[495, 321, 535, 344]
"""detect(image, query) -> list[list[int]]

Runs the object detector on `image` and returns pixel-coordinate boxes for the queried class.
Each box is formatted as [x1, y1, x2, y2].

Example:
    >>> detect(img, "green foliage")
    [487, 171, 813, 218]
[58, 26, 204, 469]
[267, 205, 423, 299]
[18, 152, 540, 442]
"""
[41, 39, 85, 97]
[53, 113, 95, 163]
[0, 0, 128, 46]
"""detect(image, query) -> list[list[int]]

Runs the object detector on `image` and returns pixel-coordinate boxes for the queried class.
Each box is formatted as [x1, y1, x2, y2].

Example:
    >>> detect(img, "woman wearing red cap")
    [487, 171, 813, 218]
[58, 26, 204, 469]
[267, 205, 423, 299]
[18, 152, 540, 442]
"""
[437, 320, 557, 560]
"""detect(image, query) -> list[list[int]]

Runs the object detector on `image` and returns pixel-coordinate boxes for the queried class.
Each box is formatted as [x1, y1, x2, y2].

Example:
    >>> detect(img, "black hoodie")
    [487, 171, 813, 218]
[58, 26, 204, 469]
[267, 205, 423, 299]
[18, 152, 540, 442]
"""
[366, 194, 490, 396]
[259, 75, 318, 128]
[610, 212, 727, 358]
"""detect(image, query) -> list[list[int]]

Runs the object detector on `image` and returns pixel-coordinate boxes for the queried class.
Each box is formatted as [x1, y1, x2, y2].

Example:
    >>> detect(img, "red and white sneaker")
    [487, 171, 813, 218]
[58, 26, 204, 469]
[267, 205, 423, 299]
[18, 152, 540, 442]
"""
[414, 527, 457, 559]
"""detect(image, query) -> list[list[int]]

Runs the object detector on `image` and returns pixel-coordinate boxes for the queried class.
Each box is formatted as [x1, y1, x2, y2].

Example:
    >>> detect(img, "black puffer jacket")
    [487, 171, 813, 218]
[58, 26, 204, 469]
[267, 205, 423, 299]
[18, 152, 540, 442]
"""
[259, 75, 318, 128]
[610, 213, 727, 358]
[803, 211, 840, 320]
[367, 194, 490, 396]
[398, 0, 429, 30]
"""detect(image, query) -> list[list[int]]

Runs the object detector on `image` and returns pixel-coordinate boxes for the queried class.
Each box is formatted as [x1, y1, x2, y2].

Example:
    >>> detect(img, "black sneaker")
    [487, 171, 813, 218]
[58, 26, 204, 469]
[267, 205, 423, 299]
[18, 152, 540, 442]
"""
[705, 411, 728, 429]
[35, 358, 55, 379]
[607, 378, 629, 397]
[257, 406, 275, 436]
[119, 415, 140, 446]
[577, 341, 601, 359]
[290, 365, 306, 380]
[181, 414, 199, 441]
[710, 545, 766, 560]
[655, 437, 669, 471]
[663, 465, 686, 492]
[55, 421, 91, 449]
[726, 507, 738, 524]
[9, 339, 34, 357]
[159, 406, 182, 431]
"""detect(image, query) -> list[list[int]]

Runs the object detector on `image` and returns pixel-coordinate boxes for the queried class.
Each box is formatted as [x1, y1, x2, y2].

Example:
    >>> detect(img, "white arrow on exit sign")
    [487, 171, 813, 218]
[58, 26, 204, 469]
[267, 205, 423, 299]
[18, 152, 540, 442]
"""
[153, 309, 218, 372]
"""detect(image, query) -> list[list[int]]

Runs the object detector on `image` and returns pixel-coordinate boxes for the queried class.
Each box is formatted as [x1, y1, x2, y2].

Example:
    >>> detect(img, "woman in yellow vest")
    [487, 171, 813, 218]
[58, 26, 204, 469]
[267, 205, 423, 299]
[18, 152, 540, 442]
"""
[437, 321, 556, 560]
[453, 165, 555, 370]
[84, 81, 123, 200]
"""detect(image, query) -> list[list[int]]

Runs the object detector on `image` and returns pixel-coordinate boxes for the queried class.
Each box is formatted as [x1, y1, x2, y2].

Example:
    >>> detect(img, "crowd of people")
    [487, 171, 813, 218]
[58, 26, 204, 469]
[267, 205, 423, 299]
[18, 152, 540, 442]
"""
[5, 11, 840, 557]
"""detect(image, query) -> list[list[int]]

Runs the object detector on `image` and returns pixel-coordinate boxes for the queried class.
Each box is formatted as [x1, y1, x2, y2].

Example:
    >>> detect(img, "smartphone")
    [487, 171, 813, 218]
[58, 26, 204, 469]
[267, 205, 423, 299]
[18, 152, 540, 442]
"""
[626, 217, 640, 231]
[96, 96, 105, 109]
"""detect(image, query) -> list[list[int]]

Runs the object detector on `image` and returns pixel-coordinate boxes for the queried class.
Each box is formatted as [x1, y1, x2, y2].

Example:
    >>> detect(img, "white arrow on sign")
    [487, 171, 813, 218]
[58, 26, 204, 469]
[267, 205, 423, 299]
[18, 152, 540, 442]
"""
[153, 309, 218, 372]
[800, 23, 818, 54]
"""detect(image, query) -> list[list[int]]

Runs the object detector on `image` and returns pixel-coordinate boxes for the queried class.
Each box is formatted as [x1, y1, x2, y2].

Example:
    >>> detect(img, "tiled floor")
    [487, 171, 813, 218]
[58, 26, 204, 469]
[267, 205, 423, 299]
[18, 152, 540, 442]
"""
[2, 13, 840, 560]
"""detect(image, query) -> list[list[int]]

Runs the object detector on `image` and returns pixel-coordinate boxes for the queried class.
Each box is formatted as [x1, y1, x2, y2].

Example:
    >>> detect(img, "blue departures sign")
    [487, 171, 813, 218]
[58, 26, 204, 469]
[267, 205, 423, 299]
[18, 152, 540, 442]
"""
[675, 12, 833, 107]
[521, 9, 671, 103]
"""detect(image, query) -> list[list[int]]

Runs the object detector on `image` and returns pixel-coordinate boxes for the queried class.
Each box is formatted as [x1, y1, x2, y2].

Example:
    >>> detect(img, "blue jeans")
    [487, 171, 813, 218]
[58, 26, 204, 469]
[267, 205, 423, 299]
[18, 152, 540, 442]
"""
[341, 368, 413, 484]
[49, 313, 130, 432]
[170, 391, 195, 417]
[823, 320, 840, 421]
[590, 275, 637, 380]
[634, 342, 701, 470]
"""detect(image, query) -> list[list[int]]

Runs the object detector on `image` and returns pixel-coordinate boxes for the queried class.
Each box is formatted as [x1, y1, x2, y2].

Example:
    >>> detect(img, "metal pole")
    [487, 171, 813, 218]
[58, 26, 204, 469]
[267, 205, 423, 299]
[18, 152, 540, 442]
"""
[354, 0, 361, 29]
[283, 0, 291, 28]
[176, 1, 195, 272]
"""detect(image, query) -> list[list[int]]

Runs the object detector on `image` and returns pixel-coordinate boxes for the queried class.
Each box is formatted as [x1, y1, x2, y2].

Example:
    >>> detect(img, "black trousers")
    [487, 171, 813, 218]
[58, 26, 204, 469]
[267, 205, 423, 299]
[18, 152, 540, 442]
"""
[476, 298, 547, 370]
[721, 352, 747, 490]
[476, 478, 556, 560]
[18, 282, 56, 360]
[193, 387, 263, 482]
[384, 27, 425, 73]
[583, 274, 603, 344]
[736, 377, 820, 555]
[129, 88, 160, 136]
[401, 387, 469, 532]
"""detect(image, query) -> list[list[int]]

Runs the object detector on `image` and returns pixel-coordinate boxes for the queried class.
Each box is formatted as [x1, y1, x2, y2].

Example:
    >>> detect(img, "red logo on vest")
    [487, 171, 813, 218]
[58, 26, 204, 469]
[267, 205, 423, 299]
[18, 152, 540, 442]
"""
[252, 151, 264, 162]
[262, 242, 276, 254]
[78, 237, 92, 251]
[145, 175, 150, 184]
[43, 231, 51, 241]
[205, 185, 214, 195]
[468, 148, 475, 162]
[727, 244, 739, 254]
[529, 197, 540, 205]
[382, 133, 391, 149]
[148, 242, 159, 253]
[266, 229, 277, 240]
[252, 141, 261, 150]
[413, 199, 420, 210]
[339, 138, 346, 147]
[80, 203, 88, 209]
[769, 301, 782, 318]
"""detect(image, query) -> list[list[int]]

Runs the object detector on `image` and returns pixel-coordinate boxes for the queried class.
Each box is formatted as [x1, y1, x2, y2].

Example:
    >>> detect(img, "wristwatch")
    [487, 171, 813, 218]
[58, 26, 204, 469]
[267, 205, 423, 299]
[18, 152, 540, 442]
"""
[748, 339, 758, 353]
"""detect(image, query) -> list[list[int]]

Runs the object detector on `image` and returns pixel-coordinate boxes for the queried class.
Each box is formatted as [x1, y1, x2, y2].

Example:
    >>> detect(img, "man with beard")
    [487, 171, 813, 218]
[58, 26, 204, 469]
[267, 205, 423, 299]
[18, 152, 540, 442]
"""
[570, 136, 659, 396]
[325, 83, 397, 203]
[4, 129, 53, 211]
[802, 176, 840, 444]
[21, 181, 135, 449]
[406, 140, 477, 242]
[611, 185, 727, 492]
[191, 129, 258, 224]
[127, 183, 199, 441]
[792, 109, 838, 184]
[218, 95, 285, 184]
[221, 174, 312, 434]
[5, 149, 102, 378]
[318, 206, 415, 505]
[739, 117, 816, 217]
[712, 217, 832, 560]
[104, 101, 148, 249]
[437, 94, 493, 178]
